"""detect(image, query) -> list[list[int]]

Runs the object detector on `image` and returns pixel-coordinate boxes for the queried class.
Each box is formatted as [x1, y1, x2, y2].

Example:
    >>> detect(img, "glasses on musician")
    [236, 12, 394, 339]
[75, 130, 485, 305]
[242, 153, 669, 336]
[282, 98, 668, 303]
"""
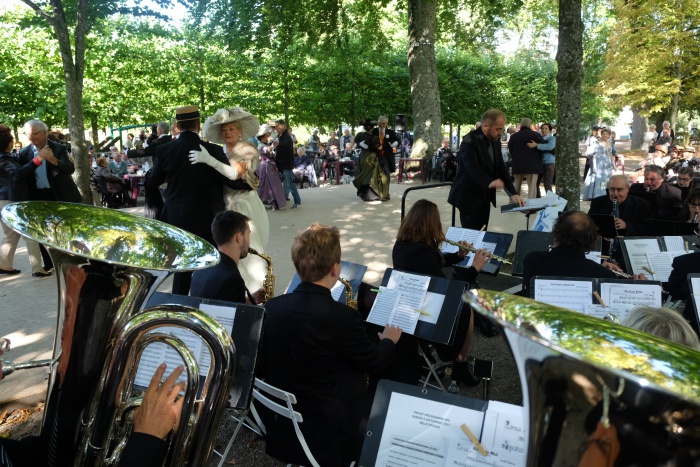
[689, 203, 700, 208]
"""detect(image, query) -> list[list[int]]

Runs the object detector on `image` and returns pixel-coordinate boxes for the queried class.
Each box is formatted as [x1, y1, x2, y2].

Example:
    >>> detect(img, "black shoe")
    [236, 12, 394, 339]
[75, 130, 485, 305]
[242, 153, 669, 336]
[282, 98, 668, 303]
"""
[451, 361, 481, 387]
[32, 270, 53, 278]
[0, 269, 21, 275]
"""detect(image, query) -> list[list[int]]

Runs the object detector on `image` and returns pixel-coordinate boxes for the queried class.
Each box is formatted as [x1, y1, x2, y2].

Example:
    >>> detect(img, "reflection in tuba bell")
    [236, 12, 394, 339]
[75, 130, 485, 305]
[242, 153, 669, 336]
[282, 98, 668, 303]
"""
[466, 289, 700, 466]
[0, 201, 236, 466]
[248, 247, 275, 302]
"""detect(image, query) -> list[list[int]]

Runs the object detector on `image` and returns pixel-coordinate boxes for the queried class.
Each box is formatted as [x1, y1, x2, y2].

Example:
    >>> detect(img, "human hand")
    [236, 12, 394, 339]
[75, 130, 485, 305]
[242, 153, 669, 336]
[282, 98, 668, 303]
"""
[188, 145, 213, 165]
[456, 241, 471, 259]
[601, 261, 623, 272]
[378, 324, 402, 344]
[527, 141, 538, 148]
[359, 141, 368, 150]
[488, 178, 504, 189]
[472, 248, 493, 272]
[632, 273, 648, 281]
[251, 287, 266, 304]
[40, 147, 57, 165]
[613, 218, 626, 230]
[510, 194, 525, 206]
[132, 363, 186, 439]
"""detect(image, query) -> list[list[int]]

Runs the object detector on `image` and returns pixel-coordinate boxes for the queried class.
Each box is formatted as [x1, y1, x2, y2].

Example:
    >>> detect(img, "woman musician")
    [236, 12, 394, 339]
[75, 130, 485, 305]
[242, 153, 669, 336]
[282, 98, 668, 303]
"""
[676, 188, 700, 224]
[390, 199, 492, 387]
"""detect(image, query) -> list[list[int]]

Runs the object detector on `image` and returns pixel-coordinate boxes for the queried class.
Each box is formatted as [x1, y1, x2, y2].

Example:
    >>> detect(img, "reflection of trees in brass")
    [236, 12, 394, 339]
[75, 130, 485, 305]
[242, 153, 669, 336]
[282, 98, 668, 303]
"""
[3, 202, 215, 270]
[472, 290, 700, 400]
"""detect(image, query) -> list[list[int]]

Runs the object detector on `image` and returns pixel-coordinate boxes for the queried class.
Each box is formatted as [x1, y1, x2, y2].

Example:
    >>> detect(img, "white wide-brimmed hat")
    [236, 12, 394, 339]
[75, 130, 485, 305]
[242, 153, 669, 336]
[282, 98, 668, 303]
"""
[203, 107, 260, 144]
[256, 123, 273, 137]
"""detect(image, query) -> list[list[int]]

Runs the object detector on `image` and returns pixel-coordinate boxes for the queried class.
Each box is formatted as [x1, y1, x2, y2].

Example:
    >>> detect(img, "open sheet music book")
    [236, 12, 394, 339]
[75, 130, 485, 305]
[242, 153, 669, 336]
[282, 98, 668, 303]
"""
[360, 381, 526, 467]
[133, 303, 236, 388]
[533, 277, 662, 323]
[501, 191, 565, 213]
[622, 236, 694, 281]
[690, 275, 700, 325]
[366, 271, 434, 334]
[441, 226, 512, 271]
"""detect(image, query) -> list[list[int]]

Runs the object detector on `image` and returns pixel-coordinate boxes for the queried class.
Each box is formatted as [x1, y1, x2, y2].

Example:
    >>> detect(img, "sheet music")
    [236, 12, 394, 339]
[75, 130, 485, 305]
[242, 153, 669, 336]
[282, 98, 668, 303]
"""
[387, 270, 430, 299]
[663, 236, 687, 252]
[691, 278, 700, 322]
[533, 279, 592, 313]
[504, 192, 563, 212]
[330, 276, 349, 301]
[419, 291, 444, 325]
[366, 287, 398, 327]
[623, 238, 661, 275]
[645, 251, 685, 282]
[366, 287, 420, 334]
[583, 303, 631, 322]
[442, 226, 485, 254]
[133, 303, 237, 388]
[469, 401, 526, 467]
[375, 393, 485, 467]
[600, 283, 662, 310]
[585, 251, 602, 264]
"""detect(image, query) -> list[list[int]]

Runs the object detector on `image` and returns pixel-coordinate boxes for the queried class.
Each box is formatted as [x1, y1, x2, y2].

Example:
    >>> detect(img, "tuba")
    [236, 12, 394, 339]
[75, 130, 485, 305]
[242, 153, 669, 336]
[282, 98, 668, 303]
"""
[248, 247, 275, 302]
[338, 277, 358, 310]
[466, 289, 700, 466]
[0, 201, 236, 466]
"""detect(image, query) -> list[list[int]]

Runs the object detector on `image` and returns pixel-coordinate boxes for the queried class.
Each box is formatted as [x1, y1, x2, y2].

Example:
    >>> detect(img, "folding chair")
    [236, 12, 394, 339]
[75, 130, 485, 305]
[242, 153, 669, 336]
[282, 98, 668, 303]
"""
[251, 378, 321, 467]
[417, 344, 447, 392]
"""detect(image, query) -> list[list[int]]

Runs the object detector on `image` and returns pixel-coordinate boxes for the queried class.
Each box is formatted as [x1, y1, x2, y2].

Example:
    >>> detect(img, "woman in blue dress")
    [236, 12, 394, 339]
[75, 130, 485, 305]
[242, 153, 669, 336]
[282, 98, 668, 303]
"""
[582, 127, 614, 200]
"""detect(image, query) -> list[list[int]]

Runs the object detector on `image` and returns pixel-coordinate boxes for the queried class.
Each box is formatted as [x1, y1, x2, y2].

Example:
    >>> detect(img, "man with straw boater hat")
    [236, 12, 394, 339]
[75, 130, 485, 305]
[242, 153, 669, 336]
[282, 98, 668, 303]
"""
[147, 105, 247, 294]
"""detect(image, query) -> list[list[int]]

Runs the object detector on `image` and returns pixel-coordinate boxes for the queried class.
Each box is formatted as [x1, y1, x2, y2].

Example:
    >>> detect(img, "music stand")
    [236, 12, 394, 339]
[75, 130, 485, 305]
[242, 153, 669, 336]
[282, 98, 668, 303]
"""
[512, 231, 603, 277]
[643, 220, 698, 236]
[589, 214, 618, 239]
[501, 204, 547, 229]
[628, 189, 660, 218]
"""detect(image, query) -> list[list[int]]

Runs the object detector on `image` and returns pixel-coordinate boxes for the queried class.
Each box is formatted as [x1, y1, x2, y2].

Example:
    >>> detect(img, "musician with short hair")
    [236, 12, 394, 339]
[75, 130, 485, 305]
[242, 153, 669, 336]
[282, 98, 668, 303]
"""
[630, 165, 683, 220]
[190, 210, 264, 304]
[261, 223, 402, 466]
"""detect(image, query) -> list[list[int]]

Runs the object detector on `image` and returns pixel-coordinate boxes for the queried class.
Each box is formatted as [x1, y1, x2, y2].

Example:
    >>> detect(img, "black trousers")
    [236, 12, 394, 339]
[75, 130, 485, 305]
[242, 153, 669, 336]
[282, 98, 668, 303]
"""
[458, 202, 491, 231]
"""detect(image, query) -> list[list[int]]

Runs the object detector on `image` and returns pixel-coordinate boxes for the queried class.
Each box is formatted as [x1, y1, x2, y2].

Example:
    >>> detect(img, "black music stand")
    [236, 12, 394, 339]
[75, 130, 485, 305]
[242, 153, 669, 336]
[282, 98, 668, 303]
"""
[589, 214, 618, 240]
[376, 268, 466, 345]
[512, 231, 603, 277]
[643, 220, 698, 236]
[628, 188, 660, 218]
[285, 260, 367, 306]
[144, 292, 265, 412]
[501, 204, 547, 229]
[688, 273, 700, 326]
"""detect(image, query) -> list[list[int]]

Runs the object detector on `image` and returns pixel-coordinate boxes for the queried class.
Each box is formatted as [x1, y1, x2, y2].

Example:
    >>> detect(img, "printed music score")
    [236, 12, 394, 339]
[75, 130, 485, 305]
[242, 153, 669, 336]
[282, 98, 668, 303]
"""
[663, 236, 687, 252]
[645, 251, 687, 282]
[623, 238, 661, 276]
[442, 226, 486, 267]
[534, 279, 592, 313]
[133, 303, 236, 388]
[585, 251, 603, 264]
[367, 271, 431, 334]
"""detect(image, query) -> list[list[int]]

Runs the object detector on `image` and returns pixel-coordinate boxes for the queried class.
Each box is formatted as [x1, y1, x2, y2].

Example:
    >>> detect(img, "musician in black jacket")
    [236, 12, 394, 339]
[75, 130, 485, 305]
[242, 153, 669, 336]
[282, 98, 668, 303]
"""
[630, 165, 682, 220]
[448, 109, 524, 230]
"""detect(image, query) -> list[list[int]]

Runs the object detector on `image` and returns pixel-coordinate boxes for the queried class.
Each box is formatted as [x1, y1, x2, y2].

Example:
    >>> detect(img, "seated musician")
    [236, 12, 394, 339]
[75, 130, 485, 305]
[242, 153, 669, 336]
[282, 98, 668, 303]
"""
[523, 211, 646, 297]
[622, 306, 700, 350]
[673, 166, 695, 200]
[190, 210, 265, 304]
[667, 225, 700, 335]
[588, 175, 650, 267]
[630, 165, 682, 220]
[261, 224, 402, 466]
[675, 188, 700, 223]
[392, 199, 491, 387]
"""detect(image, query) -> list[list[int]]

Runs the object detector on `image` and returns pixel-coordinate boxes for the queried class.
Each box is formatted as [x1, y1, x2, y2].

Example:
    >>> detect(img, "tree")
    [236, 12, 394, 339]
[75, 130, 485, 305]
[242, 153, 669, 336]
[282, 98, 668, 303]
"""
[556, 0, 584, 211]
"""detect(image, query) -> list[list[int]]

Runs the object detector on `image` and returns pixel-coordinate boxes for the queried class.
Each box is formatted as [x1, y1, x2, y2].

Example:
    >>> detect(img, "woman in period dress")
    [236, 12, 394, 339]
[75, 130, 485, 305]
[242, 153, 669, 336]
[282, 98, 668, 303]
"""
[255, 123, 286, 210]
[353, 119, 389, 201]
[189, 107, 270, 292]
[582, 127, 614, 200]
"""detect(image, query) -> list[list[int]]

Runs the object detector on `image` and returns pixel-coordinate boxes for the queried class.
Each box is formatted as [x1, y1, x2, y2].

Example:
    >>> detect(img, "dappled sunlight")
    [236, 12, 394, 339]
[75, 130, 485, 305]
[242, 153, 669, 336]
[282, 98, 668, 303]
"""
[5, 331, 50, 348]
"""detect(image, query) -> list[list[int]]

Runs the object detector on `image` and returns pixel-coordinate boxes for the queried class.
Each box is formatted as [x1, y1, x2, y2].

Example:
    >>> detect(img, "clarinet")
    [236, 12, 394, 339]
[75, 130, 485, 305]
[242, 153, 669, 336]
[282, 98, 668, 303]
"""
[693, 213, 698, 224]
[610, 199, 620, 254]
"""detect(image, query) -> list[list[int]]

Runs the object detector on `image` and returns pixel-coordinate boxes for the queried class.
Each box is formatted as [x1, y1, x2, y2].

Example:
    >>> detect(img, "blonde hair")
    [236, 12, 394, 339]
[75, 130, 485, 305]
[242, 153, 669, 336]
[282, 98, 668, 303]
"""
[622, 306, 700, 350]
[291, 224, 341, 283]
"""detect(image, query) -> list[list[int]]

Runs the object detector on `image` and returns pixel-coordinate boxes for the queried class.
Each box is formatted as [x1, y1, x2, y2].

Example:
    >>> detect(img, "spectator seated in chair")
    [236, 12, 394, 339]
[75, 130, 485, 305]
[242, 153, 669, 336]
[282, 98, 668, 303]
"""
[293, 147, 317, 188]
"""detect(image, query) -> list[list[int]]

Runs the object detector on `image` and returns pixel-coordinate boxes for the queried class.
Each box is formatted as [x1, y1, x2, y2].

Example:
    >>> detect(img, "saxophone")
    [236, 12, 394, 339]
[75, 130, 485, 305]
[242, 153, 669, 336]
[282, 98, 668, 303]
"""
[338, 277, 358, 310]
[249, 248, 275, 302]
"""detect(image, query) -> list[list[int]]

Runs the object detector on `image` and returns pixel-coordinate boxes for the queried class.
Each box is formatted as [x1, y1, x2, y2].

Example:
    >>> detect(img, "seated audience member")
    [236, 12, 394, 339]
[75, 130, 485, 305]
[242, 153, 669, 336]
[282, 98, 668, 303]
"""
[392, 199, 491, 386]
[326, 131, 339, 150]
[667, 229, 700, 335]
[588, 175, 650, 267]
[630, 165, 682, 220]
[190, 210, 265, 304]
[316, 142, 329, 160]
[436, 137, 457, 181]
[523, 211, 646, 297]
[292, 147, 317, 187]
[262, 224, 402, 467]
[622, 306, 700, 350]
[676, 188, 700, 223]
[109, 150, 128, 177]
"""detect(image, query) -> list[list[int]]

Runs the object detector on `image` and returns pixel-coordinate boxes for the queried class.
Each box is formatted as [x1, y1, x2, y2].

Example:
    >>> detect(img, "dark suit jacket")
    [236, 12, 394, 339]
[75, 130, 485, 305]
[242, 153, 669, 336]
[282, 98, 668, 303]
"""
[118, 433, 167, 467]
[523, 246, 617, 297]
[630, 182, 682, 220]
[18, 140, 81, 202]
[275, 129, 295, 171]
[190, 252, 248, 303]
[589, 195, 651, 236]
[147, 131, 243, 244]
[262, 283, 396, 466]
[126, 134, 172, 160]
[667, 251, 700, 330]
[508, 127, 545, 174]
[448, 127, 516, 211]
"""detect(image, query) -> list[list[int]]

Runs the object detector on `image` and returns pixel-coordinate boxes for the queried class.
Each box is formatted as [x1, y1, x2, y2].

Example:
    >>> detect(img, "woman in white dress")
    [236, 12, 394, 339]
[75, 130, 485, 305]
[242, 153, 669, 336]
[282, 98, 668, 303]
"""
[643, 124, 657, 154]
[189, 107, 270, 292]
[582, 127, 614, 200]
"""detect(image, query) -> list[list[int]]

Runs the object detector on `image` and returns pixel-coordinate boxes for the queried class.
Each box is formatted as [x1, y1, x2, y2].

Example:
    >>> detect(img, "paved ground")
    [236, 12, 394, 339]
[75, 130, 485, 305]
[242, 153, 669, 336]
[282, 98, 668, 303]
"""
[0, 146, 621, 463]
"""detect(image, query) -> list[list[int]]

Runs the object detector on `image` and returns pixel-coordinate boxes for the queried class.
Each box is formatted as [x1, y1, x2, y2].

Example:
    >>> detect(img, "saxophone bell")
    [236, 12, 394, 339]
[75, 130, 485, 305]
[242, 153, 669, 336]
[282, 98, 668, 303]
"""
[338, 277, 358, 310]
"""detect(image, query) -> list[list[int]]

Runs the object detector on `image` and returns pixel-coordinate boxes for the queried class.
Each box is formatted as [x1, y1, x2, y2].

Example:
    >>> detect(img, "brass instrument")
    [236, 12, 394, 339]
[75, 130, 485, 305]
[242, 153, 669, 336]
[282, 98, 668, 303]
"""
[466, 289, 700, 466]
[338, 277, 358, 310]
[248, 247, 275, 302]
[0, 201, 236, 467]
[444, 238, 512, 265]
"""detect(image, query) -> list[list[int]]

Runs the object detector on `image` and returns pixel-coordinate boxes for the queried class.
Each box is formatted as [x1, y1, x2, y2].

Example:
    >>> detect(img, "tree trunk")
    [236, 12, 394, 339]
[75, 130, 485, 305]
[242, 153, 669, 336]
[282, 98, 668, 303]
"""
[91, 114, 100, 147]
[407, 0, 441, 160]
[631, 108, 647, 151]
[555, 0, 583, 211]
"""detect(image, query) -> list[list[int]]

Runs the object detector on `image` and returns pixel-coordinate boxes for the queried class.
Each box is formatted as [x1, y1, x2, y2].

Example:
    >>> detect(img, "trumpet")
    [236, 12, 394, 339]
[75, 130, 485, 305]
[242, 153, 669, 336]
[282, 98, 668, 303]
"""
[444, 239, 512, 265]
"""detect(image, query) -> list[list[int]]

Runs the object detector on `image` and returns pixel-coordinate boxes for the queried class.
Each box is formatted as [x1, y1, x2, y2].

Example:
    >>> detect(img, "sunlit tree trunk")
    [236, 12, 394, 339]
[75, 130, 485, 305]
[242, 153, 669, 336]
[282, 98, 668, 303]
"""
[555, 0, 583, 211]
[631, 108, 647, 151]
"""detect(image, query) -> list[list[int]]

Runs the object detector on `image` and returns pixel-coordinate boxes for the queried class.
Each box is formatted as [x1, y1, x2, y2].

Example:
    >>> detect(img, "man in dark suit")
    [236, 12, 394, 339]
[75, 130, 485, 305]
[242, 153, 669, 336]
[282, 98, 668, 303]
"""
[262, 224, 402, 466]
[273, 119, 301, 208]
[508, 117, 546, 199]
[589, 175, 651, 266]
[19, 119, 82, 275]
[127, 121, 172, 161]
[147, 105, 244, 294]
[448, 109, 525, 230]
[190, 210, 264, 304]
[371, 115, 399, 175]
[667, 244, 700, 335]
[630, 165, 682, 220]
